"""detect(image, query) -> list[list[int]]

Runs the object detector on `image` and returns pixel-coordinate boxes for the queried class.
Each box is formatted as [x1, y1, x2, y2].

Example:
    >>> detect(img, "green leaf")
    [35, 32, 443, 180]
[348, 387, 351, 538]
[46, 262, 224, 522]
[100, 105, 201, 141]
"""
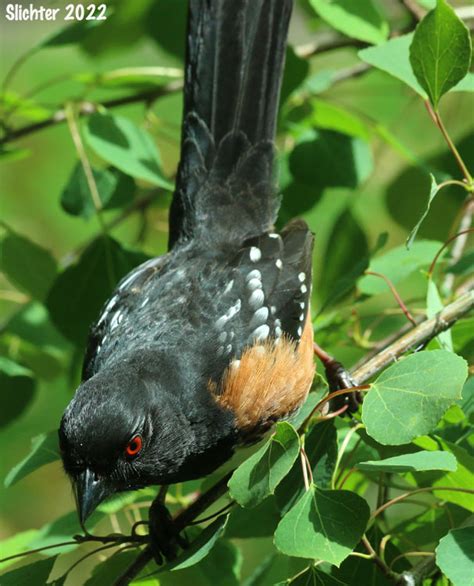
[317, 209, 370, 307]
[285, 567, 347, 585]
[146, 0, 187, 60]
[61, 164, 134, 218]
[362, 350, 468, 445]
[85, 551, 144, 586]
[289, 129, 373, 191]
[275, 420, 338, 515]
[359, 34, 426, 97]
[4, 431, 59, 487]
[410, 436, 474, 512]
[356, 450, 457, 473]
[459, 376, 474, 417]
[84, 111, 172, 188]
[0, 557, 56, 585]
[407, 175, 441, 249]
[0, 529, 40, 569]
[225, 496, 280, 538]
[280, 47, 310, 106]
[448, 250, 474, 276]
[391, 503, 468, 551]
[359, 32, 473, 99]
[409, 0, 472, 108]
[46, 237, 149, 345]
[359, 240, 441, 296]
[0, 357, 35, 427]
[29, 510, 104, 554]
[309, 0, 389, 45]
[6, 302, 68, 350]
[0, 146, 31, 162]
[319, 233, 388, 314]
[39, 19, 102, 48]
[228, 422, 300, 508]
[274, 486, 370, 566]
[454, 71, 474, 93]
[164, 515, 229, 571]
[436, 527, 474, 586]
[427, 279, 453, 351]
[154, 538, 241, 586]
[0, 231, 57, 301]
[311, 100, 370, 140]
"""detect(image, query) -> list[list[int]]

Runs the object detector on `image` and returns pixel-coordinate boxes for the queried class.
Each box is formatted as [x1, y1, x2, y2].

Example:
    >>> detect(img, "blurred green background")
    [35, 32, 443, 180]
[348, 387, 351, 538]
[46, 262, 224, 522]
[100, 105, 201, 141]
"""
[0, 0, 472, 582]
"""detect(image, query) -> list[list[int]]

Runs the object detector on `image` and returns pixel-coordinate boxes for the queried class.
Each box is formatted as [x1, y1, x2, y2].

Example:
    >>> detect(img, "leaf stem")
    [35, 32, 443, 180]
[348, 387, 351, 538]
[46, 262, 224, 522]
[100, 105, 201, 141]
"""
[361, 535, 400, 582]
[0, 540, 79, 564]
[426, 101, 473, 185]
[428, 228, 474, 277]
[365, 271, 417, 326]
[371, 486, 474, 519]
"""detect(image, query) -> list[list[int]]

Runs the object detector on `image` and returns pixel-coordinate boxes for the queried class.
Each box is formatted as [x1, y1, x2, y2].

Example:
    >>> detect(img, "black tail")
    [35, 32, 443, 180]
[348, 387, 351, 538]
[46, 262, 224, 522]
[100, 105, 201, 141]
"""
[168, 0, 293, 249]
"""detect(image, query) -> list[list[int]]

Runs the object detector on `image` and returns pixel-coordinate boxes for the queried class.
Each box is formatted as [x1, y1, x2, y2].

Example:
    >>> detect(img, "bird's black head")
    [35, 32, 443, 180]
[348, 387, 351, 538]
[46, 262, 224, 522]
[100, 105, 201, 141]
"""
[58, 355, 199, 524]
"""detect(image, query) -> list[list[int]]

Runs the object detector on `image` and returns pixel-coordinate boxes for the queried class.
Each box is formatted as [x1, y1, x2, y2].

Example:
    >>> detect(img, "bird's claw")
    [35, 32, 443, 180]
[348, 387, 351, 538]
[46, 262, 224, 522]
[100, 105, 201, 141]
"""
[325, 359, 361, 414]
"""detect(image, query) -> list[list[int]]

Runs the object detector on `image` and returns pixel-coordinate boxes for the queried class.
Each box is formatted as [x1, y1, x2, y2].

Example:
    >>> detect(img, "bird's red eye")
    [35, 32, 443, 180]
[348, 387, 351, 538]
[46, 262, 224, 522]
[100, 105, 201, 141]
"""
[125, 435, 142, 458]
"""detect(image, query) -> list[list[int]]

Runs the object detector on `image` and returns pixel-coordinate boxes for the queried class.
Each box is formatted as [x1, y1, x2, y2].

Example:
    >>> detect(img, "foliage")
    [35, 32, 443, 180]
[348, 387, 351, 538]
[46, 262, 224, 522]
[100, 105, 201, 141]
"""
[0, 0, 473, 584]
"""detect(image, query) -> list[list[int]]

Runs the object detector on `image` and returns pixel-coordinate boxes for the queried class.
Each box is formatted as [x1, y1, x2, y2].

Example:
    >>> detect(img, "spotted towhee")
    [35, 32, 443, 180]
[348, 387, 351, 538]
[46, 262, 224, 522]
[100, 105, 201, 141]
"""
[59, 0, 315, 524]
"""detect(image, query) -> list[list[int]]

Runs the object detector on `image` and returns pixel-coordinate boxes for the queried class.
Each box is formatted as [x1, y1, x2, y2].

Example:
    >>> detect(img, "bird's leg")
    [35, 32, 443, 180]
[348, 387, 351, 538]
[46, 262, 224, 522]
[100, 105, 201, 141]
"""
[313, 341, 362, 414]
[148, 498, 178, 563]
[147, 486, 189, 564]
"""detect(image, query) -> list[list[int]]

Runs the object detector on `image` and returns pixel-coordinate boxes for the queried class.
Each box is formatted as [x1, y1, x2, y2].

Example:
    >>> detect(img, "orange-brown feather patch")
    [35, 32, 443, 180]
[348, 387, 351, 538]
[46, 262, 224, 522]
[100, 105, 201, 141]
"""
[212, 311, 315, 433]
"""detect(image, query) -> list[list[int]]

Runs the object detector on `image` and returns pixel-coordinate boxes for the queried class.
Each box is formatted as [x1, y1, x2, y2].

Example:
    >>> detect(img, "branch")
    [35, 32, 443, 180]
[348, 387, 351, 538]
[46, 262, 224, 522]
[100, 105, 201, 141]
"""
[352, 289, 474, 383]
[0, 81, 182, 146]
[295, 31, 366, 59]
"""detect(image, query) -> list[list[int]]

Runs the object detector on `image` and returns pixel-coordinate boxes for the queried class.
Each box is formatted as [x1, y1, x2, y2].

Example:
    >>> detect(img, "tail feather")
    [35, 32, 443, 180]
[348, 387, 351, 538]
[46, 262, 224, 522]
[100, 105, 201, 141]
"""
[169, 0, 293, 249]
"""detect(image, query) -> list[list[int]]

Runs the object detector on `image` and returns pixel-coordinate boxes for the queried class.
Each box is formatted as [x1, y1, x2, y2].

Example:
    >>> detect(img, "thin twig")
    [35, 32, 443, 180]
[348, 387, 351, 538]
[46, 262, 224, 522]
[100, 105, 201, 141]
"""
[362, 535, 399, 582]
[351, 290, 474, 382]
[426, 102, 473, 184]
[442, 199, 474, 293]
[0, 81, 182, 146]
[365, 271, 417, 326]
[428, 229, 474, 277]
[371, 486, 474, 519]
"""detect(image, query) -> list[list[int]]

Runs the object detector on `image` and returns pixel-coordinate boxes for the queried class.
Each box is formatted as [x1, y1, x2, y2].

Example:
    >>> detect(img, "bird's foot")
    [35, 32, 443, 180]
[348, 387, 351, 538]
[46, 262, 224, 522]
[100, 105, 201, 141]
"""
[313, 342, 361, 415]
[148, 499, 187, 565]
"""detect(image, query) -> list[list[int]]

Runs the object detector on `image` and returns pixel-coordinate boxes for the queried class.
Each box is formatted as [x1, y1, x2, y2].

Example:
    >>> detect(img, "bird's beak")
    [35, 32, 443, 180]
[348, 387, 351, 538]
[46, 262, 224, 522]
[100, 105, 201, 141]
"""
[75, 468, 109, 524]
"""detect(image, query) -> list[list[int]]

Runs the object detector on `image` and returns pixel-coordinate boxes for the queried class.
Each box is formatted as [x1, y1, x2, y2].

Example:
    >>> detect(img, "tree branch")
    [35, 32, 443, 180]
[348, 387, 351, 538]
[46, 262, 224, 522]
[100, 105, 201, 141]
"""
[0, 81, 182, 146]
[351, 289, 473, 383]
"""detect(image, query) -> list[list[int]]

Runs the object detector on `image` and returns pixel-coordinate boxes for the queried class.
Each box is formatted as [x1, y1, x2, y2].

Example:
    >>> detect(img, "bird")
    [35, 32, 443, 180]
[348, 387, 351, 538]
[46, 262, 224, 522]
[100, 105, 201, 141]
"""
[59, 0, 315, 527]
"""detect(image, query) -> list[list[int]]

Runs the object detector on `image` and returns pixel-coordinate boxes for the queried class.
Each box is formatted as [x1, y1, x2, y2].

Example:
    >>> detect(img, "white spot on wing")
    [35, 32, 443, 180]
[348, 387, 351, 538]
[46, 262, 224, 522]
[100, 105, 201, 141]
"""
[252, 324, 270, 341]
[298, 272, 306, 282]
[301, 284, 308, 294]
[269, 233, 279, 239]
[218, 332, 227, 343]
[250, 247, 262, 262]
[223, 280, 234, 295]
[247, 278, 262, 291]
[297, 326, 303, 337]
[249, 289, 264, 310]
[275, 259, 283, 269]
[246, 269, 261, 282]
[249, 306, 269, 329]
[140, 297, 150, 308]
